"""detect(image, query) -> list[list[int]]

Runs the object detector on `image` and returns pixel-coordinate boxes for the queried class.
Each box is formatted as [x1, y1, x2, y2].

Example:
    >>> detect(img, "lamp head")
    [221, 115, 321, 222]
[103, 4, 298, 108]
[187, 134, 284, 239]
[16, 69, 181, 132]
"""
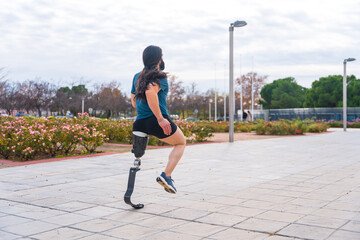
[344, 58, 356, 63]
[231, 20, 247, 27]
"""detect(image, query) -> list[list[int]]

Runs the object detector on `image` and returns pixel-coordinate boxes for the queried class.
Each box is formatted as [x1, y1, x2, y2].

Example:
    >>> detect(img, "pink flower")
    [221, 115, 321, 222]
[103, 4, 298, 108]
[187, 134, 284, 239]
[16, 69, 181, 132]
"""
[296, 130, 300, 134]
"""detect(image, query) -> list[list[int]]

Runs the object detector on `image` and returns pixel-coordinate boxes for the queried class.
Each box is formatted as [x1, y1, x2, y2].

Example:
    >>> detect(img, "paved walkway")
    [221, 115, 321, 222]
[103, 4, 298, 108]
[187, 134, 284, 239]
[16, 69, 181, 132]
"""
[0, 129, 359, 240]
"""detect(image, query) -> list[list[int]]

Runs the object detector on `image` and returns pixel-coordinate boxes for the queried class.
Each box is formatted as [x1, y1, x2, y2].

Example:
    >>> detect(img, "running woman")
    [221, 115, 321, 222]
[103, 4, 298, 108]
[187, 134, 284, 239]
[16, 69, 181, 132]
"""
[131, 45, 186, 194]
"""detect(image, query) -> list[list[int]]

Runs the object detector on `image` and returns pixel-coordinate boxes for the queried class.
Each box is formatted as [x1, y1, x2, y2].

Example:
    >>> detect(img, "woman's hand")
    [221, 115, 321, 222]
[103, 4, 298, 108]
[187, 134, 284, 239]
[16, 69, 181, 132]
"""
[158, 118, 171, 135]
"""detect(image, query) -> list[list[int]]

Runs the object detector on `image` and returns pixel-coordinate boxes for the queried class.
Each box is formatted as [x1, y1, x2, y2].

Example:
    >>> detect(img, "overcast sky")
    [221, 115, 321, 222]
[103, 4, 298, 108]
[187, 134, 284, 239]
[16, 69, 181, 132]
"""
[1, 0, 359, 94]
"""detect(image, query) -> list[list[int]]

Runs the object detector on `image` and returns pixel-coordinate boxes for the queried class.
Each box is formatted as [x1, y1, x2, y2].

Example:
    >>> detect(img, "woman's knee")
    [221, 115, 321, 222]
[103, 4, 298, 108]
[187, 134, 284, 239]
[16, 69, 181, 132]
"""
[177, 135, 186, 146]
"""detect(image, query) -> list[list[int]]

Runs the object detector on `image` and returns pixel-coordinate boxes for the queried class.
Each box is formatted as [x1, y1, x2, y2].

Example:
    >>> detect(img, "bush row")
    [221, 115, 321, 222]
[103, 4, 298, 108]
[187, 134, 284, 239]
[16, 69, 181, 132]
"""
[0, 115, 334, 161]
[0, 115, 214, 161]
[0, 114, 108, 160]
[255, 119, 329, 135]
[328, 119, 360, 128]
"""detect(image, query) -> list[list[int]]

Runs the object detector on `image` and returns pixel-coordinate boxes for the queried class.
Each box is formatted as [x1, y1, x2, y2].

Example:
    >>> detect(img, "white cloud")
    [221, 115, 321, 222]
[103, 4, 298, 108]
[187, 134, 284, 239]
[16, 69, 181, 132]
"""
[0, 0, 359, 93]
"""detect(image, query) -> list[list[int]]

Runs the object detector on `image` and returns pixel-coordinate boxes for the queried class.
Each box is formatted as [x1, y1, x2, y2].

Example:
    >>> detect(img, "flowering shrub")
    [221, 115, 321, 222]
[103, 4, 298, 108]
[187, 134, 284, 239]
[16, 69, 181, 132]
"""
[0, 114, 108, 161]
[255, 119, 328, 135]
[328, 119, 360, 128]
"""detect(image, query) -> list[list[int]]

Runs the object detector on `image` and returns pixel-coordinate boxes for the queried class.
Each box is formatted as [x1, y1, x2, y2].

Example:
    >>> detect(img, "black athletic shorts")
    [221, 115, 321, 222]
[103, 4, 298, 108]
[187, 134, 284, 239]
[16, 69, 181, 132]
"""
[132, 114, 178, 139]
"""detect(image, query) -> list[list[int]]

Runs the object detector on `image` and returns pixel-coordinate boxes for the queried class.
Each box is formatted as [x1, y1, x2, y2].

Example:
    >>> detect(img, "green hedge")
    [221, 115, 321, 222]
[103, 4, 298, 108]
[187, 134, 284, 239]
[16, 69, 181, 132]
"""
[255, 119, 329, 135]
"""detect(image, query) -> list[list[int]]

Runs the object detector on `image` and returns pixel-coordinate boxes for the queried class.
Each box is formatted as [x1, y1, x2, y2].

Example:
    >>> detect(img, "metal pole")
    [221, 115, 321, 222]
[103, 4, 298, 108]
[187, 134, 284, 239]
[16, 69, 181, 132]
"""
[229, 26, 234, 142]
[240, 54, 243, 122]
[240, 84, 243, 121]
[215, 65, 217, 122]
[209, 101, 211, 121]
[82, 97, 85, 114]
[224, 64, 226, 121]
[251, 75, 254, 121]
[343, 61, 347, 131]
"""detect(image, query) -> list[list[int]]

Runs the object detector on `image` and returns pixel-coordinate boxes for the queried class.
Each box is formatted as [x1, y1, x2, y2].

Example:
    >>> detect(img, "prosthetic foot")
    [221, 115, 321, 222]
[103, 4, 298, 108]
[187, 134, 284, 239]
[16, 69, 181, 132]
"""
[124, 131, 148, 209]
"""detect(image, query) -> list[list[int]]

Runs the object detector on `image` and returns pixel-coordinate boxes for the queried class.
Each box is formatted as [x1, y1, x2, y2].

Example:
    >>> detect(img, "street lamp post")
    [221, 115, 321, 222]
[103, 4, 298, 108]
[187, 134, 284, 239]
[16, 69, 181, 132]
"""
[229, 20, 247, 142]
[82, 96, 85, 114]
[209, 99, 213, 121]
[343, 57, 356, 131]
[240, 84, 243, 121]
[251, 75, 254, 121]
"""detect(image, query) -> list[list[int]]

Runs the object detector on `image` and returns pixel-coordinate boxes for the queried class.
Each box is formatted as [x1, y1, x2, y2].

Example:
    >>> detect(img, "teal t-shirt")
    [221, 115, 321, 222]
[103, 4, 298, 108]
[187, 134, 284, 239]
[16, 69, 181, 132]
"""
[131, 72, 170, 119]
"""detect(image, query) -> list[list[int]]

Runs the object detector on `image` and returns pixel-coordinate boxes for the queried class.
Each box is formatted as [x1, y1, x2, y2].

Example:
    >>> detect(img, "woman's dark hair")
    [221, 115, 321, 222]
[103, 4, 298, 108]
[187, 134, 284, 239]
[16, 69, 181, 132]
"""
[135, 45, 167, 102]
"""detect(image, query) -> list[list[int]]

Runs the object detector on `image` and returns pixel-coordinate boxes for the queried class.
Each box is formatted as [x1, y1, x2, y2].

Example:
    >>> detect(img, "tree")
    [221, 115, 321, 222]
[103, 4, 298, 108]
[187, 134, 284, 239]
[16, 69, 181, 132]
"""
[0, 82, 20, 115]
[19, 80, 55, 117]
[348, 77, 360, 107]
[304, 75, 343, 108]
[260, 77, 306, 109]
[236, 72, 268, 110]
[98, 81, 128, 118]
[167, 75, 185, 117]
[50, 87, 72, 115]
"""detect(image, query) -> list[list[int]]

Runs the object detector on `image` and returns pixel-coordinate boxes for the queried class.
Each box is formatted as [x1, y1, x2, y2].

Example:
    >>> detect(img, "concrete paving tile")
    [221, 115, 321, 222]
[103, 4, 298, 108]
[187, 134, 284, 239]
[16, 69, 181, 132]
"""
[13, 208, 67, 220]
[42, 213, 95, 226]
[327, 230, 360, 240]
[240, 200, 279, 209]
[296, 215, 348, 229]
[54, 201, 96, 212]
[71, 218, 125, 232]
[145, 230, 201, 240]
[210, 228, 267, 240]
[136, 203, 178, 215]
[285, 186, 315, 193]
[196, 212, 247, 227]
[74, 206, 121, 218]
[31, 197, 72, 207]
[0, 230, 21, 240]
[270, 204, 317, 215]
[162, 207, 210, 221]
[207, 196, 246, 205]
[235, 218, 290, 234]
[77, 234, 119, 240]
[289, 198, 329, 208]
[1, 220, 59, 236]
[30, 227, 92, 240]
[244, 187, 276, 195]
[301, 192, 339, 202]
[256, 211, 304, 223]
[257, 194, 295, 204]
[134, 215, 187, 230]
[0, 215, 33, 228]
[103, 211, 153, 223]
[341, 220, 360, 232]
[220, 206, 265, 217]
[278, 223, 334, 239]
[0, 204, 35, 215]
[170, 222, 226, 237]
[310, 208, 359, 220]
[162, 198, 201, 208]
[185, 201, 228, 212]
[325, 201, 360, 212]
[102, 223, 160, 239]
[255, 183, 286, 190]
[263, 235, 297, 240]
[269, 189, 305, 198]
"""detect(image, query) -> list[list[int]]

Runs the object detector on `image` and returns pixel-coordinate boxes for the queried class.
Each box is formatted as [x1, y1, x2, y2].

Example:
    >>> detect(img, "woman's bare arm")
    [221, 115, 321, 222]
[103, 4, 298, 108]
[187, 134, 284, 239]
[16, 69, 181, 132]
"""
[131, 94, 136, 108]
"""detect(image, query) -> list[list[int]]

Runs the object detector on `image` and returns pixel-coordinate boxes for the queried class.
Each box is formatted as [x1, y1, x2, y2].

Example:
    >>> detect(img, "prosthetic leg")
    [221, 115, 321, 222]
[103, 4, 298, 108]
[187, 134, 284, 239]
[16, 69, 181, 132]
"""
[124, 131, 148, 209]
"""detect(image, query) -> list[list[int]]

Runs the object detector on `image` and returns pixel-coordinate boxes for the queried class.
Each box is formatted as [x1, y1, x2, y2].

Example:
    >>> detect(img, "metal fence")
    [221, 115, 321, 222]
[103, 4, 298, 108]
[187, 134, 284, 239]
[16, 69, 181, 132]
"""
[251, 107, 360, 121]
